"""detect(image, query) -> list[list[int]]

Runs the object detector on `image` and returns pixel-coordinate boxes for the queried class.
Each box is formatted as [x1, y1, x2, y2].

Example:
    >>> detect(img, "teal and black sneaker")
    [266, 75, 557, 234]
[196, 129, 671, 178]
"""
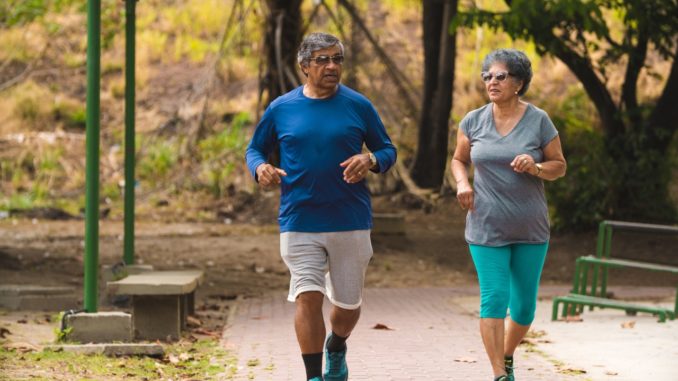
[323, 335, 348, 381]
[504, 356, 515, 381]
[308, 377, 323, 381]
[493, 376, 509, 381]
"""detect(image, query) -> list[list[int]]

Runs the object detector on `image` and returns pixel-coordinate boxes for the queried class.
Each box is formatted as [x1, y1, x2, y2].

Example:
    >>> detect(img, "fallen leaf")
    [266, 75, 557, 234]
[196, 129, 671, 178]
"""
[525, 329, 546, 338]
[168, 354, 179, 364]
[454, 356, 477, 363]
[192, 328, 220, 337]
[372, 323, 395, 330]
[564, 315, 583, 322]
[16, 319, 27, 324]
[178, 352, 191, 361]
[186, 316, 202, 327]
[621, 321, 635, 329]
[559, 367, 587, 375]
[605, 371, 619, 376]
[0, 327, 11, 338]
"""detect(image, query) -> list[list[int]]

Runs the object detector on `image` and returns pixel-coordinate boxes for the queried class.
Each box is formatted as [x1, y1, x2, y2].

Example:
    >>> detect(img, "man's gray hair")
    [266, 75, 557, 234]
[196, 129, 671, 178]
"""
[297, 32, 344, 66]
[482, 49, 533, 96]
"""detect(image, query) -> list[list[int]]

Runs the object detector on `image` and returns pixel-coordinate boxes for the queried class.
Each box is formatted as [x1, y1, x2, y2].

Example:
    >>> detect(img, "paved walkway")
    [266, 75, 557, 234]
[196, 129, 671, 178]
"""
[221, 287, 574, 381]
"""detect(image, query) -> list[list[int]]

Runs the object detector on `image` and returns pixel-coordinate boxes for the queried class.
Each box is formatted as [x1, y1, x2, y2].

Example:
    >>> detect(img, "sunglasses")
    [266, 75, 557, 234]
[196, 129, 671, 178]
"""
[481, 71, 513, 82]
[309, 54, 344, 66]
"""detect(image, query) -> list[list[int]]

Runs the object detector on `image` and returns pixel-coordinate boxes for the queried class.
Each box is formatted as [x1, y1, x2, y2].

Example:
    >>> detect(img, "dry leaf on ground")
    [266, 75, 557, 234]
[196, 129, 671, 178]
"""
[621, 321, 636, 329]
[372, 323, 395, 330]
[186, 316, 202, 327]
[454, 357, 477, 363]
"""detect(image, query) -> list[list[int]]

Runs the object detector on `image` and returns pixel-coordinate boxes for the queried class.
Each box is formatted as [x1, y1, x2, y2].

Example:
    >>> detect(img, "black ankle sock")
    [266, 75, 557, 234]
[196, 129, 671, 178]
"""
[326, 331, 348, 352]
[302, 352, 323, 380]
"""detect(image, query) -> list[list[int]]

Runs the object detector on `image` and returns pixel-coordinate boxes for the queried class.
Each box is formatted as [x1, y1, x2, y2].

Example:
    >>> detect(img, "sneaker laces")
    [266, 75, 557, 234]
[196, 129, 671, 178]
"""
[327, 350, 345, 371]
[504, 356, 514, 375]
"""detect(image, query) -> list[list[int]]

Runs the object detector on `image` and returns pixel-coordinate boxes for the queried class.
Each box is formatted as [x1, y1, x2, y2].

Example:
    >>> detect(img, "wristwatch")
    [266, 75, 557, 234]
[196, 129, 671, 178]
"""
[368, 152, 377, 169]
[535, 163, 543, 176]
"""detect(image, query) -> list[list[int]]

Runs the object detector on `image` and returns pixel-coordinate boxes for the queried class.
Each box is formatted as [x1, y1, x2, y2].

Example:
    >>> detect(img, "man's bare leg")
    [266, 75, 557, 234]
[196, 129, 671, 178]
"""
[295, 291, 326, 353]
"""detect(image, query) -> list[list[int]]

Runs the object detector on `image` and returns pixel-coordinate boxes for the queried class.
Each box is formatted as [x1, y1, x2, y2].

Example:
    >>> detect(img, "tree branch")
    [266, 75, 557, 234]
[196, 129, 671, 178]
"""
[649, 45, 678, 133]
[336, 0, 420, 119]
[621, 26, 648, 119]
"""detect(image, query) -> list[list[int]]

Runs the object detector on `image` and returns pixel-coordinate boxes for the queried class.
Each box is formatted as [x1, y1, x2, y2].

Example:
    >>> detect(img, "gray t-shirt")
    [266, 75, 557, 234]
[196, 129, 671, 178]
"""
[460, 103, 559, 246]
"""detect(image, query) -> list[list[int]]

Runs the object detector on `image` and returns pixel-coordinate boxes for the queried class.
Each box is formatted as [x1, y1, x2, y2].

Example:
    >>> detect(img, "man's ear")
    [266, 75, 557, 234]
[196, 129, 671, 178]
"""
[300, 64, 308, 77]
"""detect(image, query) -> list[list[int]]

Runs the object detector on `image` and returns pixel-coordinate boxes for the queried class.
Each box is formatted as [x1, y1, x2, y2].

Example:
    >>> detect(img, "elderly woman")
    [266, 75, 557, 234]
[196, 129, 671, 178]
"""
[451, 49, 567, 381]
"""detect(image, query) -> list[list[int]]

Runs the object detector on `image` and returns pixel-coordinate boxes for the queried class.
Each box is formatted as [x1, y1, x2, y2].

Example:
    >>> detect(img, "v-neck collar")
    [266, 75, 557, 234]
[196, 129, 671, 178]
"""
[491, 103, 531, 139]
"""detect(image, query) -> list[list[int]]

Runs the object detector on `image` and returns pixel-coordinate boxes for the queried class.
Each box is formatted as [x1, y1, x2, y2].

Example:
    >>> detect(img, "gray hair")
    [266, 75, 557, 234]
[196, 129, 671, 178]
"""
[297, 33, 344, 66]
[482, 49, 533, 96]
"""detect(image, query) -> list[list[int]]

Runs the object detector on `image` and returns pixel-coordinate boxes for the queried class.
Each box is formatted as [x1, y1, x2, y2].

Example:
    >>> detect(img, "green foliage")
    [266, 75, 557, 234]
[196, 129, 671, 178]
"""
[137, 138, 179, 185]
[0, 0, 79, 27]
[52, 102, 86, 130]
[53, 311, 72, 342]
[544, 88, 613, 230]
[198, 112, 250, 197]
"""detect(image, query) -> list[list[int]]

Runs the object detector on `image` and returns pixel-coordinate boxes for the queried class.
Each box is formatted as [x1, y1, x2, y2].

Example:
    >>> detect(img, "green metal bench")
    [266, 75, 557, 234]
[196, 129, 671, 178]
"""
[552, 220, 678, 322]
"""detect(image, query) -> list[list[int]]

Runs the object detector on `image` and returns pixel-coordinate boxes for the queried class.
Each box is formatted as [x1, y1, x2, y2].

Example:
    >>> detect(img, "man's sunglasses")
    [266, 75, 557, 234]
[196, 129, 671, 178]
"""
[481, 71, 513, 82]
[309, 55, 344, 65]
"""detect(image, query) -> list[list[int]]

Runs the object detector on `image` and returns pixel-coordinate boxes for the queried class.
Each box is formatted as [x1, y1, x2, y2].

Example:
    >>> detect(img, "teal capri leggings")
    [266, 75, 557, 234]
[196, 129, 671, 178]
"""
[469, 243, 548, 326]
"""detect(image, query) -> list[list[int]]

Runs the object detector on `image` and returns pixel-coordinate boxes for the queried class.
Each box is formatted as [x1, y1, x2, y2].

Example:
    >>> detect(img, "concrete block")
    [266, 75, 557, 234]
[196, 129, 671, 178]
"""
[101, 264, 155, 283]
[100, 264, 154, 306]
[372, 212, 406, 235]
[64, 312, 132, 343]
[107, 270, 203, 295]
[0, 285, 78, 311]
[45, 343, 164, 357]
[133, 295, 181, 341]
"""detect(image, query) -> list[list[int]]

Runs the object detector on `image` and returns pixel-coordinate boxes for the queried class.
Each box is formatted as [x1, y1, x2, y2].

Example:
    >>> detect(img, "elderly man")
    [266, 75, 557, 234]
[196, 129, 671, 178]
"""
[245, 32, 396, 381]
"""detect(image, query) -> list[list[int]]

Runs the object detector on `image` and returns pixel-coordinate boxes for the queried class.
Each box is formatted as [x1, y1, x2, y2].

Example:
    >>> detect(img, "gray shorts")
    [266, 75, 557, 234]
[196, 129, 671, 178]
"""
[280, 230, 373, 310]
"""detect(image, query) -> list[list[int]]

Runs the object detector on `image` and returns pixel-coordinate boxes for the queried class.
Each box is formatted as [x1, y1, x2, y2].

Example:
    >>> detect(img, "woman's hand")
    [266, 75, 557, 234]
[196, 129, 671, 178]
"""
[456, 181, 475, 211]
[510, 154, 536, 174]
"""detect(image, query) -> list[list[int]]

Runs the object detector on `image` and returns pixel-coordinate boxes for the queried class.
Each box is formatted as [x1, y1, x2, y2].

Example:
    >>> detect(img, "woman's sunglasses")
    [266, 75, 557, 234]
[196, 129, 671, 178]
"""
[309, 55, 344, 66]
[481, 71, 513, 82]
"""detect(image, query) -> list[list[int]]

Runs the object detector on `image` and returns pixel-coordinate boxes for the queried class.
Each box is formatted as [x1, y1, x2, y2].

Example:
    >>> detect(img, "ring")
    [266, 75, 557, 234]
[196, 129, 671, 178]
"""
[522, 159, 527, 163]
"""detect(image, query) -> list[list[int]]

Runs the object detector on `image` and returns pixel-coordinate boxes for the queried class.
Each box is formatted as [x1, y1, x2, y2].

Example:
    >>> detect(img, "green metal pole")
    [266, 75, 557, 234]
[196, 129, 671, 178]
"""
[123, 0, 136, 265]
[84, 0, 101, 312]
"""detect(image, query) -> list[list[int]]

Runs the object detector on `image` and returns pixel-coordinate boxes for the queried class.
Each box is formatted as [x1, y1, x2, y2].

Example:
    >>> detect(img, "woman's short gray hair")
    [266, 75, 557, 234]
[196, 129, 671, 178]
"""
[482, 49, 533, 96]
[297, 33, 344, 66]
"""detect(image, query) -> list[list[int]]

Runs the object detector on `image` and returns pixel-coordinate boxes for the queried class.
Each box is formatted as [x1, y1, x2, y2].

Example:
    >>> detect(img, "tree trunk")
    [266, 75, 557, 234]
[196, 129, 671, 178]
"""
[263, 0, 303, 106]
[410, 0, 458, 189]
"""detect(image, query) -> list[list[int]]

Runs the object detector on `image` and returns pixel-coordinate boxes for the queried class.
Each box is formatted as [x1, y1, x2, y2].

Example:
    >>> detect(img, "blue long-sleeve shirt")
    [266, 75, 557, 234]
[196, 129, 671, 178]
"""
[245, 85, 397, 232]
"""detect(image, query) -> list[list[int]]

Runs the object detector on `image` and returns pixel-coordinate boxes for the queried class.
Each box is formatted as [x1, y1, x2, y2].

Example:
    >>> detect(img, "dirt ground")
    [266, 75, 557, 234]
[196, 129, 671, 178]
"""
[1, 193, 677, 343]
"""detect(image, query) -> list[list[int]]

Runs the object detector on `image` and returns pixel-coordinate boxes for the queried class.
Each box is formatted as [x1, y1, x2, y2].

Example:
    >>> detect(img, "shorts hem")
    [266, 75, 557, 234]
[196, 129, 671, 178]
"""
[288, 286, 326, 302]
[328, 297, 362, 310]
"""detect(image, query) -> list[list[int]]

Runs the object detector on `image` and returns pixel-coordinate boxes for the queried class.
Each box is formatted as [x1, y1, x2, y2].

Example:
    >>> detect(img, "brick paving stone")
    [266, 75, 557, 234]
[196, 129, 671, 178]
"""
[221, 287, 577, 381]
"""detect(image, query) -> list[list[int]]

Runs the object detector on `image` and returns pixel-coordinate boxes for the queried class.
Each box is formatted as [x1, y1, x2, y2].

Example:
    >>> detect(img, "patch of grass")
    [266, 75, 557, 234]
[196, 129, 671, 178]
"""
[137, 138, 179, 185]
[62, 52, 85, 68]
[138, 29, 168, 63]
[10, 81, 52, 130]
[198, 111, 250, 197]
[173, 34, 219, 63]
[14, 96, 42, 122]
[0, 26, 43, 62]
[52, 101, 86, 130]
[0, 338, 237, 380]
